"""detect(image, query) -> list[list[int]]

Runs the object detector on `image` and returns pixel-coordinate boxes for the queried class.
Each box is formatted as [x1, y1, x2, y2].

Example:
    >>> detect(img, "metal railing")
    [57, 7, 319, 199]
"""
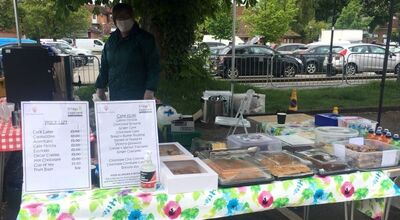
[343, 53, 399, 85]
[71, 54, 400, 89]
[212, 53, 400, 88]
[71, 55, 100, 86]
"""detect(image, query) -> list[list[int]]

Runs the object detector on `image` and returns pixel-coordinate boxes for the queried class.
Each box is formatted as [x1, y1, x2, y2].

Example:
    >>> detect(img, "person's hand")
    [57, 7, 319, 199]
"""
[96, 88, 107, 101]
[143, 90, 155, 100]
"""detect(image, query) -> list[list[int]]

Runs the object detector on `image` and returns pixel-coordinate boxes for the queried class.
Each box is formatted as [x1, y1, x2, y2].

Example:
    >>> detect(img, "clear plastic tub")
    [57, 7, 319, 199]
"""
[203, 157, 274, 187]
[315, 126, 359, 145]
[227, 133, 282, 151]
[333, 139, 400, 169]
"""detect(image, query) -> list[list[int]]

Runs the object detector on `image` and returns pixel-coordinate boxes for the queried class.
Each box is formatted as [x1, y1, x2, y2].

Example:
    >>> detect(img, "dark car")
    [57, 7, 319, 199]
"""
[275, 43, 306, 55]
[294, 45, 344, 74]
[216, 45, 303, 78]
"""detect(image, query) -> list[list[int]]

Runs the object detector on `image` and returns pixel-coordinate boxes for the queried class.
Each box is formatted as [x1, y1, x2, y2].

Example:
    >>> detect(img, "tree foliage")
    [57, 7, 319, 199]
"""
[304, 19, 329, 42]
[0, 0, 15, 31]
[242, 0, 298, 43]
[20, 0, 91, 39]
[314, 0, 349, 23]
[203, 2, 233, 40]
[361, 0, 400, 31]
[291, 0, 316, 38]
[336, 0, 373, 30]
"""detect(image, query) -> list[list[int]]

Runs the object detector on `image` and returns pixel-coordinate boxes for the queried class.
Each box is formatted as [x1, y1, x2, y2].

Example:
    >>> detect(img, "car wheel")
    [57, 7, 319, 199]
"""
[306, 62, 317, 74]
[395, 64, 400, 75]
[345, 63, 357, 75]
[227, 67, 239, 79]
[283, 64, 296, 77]
[79, 55, 88, 65]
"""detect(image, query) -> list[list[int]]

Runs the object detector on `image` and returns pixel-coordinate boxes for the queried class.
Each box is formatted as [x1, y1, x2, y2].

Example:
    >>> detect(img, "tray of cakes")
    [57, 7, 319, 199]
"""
[333, 138, 400, 169]
[254, 151, 314, 180]
[159, 142, 193, 160]
[294, 149, 354, 176]
[203, 152, 274, 187]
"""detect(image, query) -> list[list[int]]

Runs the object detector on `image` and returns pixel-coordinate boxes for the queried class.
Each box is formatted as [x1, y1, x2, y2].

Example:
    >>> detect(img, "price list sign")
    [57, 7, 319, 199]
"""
[95, 100, 160, 188]
[22, 102, 91, 193]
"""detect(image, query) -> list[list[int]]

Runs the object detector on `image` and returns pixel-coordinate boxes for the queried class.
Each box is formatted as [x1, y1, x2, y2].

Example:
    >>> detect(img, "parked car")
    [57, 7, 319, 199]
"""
[333, 43, 400, 75]
[203, 41, 227, 48]
[275, 43, 305, 55]
[75, 39, 105, 52]
[41, 41, 93, 65]
[209, 46, 227, 74]
[0, 43, 86, 74]
[216, 45, 303, 78]
[294, 45, 345, 74]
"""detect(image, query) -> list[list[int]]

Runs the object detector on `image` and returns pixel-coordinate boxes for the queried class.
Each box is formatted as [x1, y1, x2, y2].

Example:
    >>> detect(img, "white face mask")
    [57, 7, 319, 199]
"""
[116, 19, 134, 32]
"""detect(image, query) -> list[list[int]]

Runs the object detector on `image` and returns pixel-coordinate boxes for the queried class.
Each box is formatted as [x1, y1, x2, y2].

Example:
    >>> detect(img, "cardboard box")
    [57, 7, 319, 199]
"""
[160, 158, 218, 194]
[171, 115, 194, 132]
[159, 142, 193, 160]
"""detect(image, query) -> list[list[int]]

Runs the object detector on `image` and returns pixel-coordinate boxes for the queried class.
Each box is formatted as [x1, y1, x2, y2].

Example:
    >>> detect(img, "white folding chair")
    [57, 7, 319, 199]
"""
[215, 89, 254, 137]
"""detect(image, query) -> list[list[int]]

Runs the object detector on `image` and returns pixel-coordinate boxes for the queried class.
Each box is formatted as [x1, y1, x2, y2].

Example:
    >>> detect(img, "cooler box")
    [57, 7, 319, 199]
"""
[315, 113, 341, 126]
[227, 133, 282, 151]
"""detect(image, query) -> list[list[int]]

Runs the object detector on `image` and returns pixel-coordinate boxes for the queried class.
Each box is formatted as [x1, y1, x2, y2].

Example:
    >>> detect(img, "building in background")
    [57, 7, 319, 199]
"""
[86, 5, 114, 39]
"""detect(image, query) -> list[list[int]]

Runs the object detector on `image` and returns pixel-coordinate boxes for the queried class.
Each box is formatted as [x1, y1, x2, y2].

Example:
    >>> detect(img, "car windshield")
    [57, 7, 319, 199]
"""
[210, 48, 220, 55]
[60, 43, 72, 50]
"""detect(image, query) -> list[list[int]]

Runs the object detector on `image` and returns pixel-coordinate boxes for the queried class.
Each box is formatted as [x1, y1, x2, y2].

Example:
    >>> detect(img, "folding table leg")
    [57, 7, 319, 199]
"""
[384, 198, 392, 220]
[303, 206, 310, 220]
[350, 201, 354, 220]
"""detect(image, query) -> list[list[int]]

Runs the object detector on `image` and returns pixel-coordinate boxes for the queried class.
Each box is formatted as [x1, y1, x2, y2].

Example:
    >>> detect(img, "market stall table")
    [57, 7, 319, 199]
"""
[248, 113, 314, 133]
[0, 122, 22, 202]
[18, 171, 400, 220]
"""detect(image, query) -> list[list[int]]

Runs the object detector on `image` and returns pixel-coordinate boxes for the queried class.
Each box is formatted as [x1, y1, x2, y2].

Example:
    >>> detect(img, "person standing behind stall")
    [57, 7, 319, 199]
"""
[95, 3, 160, 101]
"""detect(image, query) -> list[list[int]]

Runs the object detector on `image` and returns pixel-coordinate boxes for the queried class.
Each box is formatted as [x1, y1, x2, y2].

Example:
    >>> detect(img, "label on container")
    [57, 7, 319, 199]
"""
[382, 150, 397, 167]
[140, 171, 156, 188]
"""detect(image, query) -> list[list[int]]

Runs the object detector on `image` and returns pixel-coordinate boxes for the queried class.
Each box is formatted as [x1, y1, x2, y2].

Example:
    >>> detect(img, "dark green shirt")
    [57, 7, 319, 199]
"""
[95, 24, 160, 100]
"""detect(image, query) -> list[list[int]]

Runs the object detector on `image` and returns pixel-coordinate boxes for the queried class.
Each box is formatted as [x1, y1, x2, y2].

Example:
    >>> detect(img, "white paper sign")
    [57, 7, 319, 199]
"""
[381, 150, 398, 167]
[95, 101, 160, 188]
[333, 143, 346, 161]
[22, 102, 91, 193]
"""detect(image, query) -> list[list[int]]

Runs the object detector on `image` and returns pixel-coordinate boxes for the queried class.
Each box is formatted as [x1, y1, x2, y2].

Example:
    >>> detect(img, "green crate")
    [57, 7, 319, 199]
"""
[171, 131, 201, 150]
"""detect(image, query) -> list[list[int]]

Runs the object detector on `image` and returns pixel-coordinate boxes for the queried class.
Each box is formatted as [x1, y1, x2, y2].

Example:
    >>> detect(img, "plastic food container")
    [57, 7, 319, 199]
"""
[255, 151, 314, 179]
[204, 157, 274, 187]
[159, 142, 193, 160]
[295, 149, 352, 175]
[227, 133, 282, 151]
[315, 126, 359, 145]
[333, 139, 400, 169]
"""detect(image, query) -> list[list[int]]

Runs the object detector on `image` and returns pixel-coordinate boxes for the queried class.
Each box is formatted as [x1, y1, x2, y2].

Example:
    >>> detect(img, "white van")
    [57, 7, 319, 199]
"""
[75, 39, 105, 52]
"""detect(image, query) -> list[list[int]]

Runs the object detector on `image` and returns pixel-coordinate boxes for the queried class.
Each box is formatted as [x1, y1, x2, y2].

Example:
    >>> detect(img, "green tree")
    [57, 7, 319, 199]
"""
[203, 2, 233, 40]
[0, 0, 15, 31]
[20, 0, 91, 39]
[291, 0, 316, 38]
[304, 19, 329, 42]
[242, 0, 298, 43]
[314, 0, 349, 23]
[336, 0, 373, 30]
[55, 0, 258, 78]
[361, 0, 400, 32]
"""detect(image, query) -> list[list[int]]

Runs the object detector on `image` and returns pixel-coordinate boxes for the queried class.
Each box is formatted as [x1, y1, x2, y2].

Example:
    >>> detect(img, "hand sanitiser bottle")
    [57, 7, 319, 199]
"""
[140, 150, 156, 191]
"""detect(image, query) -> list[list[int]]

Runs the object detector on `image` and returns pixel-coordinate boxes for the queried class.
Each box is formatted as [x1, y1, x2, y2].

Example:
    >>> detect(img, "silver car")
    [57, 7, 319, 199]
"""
[332, 43, 400, 75]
